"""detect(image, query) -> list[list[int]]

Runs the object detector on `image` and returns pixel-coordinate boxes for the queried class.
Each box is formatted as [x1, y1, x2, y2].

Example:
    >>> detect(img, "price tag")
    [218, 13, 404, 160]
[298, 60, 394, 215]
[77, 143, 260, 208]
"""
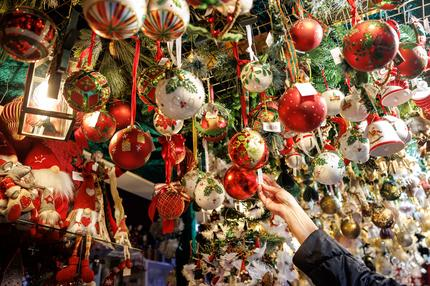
[257, 169, 263, 185]
[330, 47, 343, 65]
[92, 163, 99, 172]
[295, 83, 318, 97]
[123, 267, 131, 277]
[262, 122, 281, 133]
[266, 32, 274, 47]
[393, 52, 405, 65]
[158, 57, 169, 66]
[72, 171, 84, 181]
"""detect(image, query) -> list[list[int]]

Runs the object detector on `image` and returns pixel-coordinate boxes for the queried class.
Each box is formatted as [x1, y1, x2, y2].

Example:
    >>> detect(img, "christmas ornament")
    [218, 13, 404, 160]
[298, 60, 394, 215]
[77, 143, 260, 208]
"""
[278, 86, 327, 133]
[109, 126, 155, 170]
[63, 70, 111, 112]
[295, 132, 317, 153]
[320, 195, 338, 214]
[396, 231, 413, 248]
[365, 115, 404, 157]
[0, 7, 57, 62]
[181, 169, 204, 199]
[83, 0, 147, 40]
[196, 102, 229, 142]
[380, 79, 411, 107]
[223, 165, 258, 201]
[0, 97, 25, 141]
[338, 124, 370, 164]
[290, 18, 323, 52]
[313, 150, 345, 185]
[372, 0, 405, 10]
[383, 115, 411, 144]
[341, 217, 361, 239]
[285, 151, 304, 169]
[137, 65, 166, 109]
[343, 20, 399, 72]
[153, 111, 184, 136]
[250, 101, 280, 133]
[108, 101, 131, 129]
[240, 62, 273, 93]
[142, 0, 190, 41]
[380, 177, 401, 200]
[216, 0, 253, 15]
[228, 128, 269, 170]
[379, 228, 394, 239]
[82, 111, 117, 143]
[194, 175, 225, 210]
[155, 69, 205, 120]
[371, 206, 395, 228]
[322, 89, 345, 116]
[396, 42, 428, 79]
[340, 87, 370, 122]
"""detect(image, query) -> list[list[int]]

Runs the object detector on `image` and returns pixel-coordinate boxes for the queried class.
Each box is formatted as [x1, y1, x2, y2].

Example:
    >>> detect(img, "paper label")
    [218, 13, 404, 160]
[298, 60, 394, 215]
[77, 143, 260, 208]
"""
[257, 169, 263, 185]
[158, 57, 169, 66]
[72, 171, 84, 181]
[123, 267, 131, 277]
[262, 122, 281, 133]
[330, 47, 343, 65]
[295, 83, 318, 97]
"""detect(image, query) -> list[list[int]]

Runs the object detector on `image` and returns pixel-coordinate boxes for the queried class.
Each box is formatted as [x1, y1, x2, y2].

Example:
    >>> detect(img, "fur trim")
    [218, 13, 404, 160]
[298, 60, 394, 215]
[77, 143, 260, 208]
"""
[39, 210, 61, 228]
[32, 169, 74, 201]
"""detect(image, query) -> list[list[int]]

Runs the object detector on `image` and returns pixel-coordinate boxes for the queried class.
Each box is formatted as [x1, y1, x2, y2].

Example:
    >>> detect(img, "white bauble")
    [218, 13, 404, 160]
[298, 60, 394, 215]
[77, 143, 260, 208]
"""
[339, 128, 370, 163]
[153, 112, 183, 136]
[285, 152, 304, 169]
[295, 132, 316, 153]
[194, 176, 225, 210]
[384, 115, 411, 143]
[240, 62, 273, 93]
[181, 169, 204, 199]
[313, 151, 345, 185]
[216, 0, 253, 15]
[340, 89, 369, 122]
[156, 69, 205, 120]
[322, 89, 345, 116]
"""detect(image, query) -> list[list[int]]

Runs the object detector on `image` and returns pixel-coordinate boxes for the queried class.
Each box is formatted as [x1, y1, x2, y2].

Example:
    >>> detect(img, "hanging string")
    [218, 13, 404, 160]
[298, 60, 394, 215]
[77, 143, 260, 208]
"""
[232, 42, 251, 127]
[202, 139, 210, 172]
[209, 83, 215, 104]
[245, 25, 257, 61]
[130, 37, 141, 127]
[321, 69, 329, 90]
[176, 37, 182, 68]
[192, 116, 198, 162]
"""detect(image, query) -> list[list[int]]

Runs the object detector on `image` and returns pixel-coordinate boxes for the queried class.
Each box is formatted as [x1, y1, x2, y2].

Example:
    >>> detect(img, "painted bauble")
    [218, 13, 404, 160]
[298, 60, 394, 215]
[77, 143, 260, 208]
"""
[194, 176, 225, 210]
[196, 103, 229, 142]
[295, 132, 317, 153]
[155, 69, 205, 120]
[63, 70, 111, 113]
[340, 89, 369, 122]
[228, 128, 269, 170]
[320, 195, 338, 214]
[83, 0, 147, 40]
[380, 178, 401, 200]
[153, 112, 183, 136]
[108, 101, 131, 129]
[290, 18, 323, 52]
[343, 20, 399, 72]
[137, 66, 166, 109]
[0, 7, 57, 62]
[109, 126, 155, 170]
[181, 169, 204, 199]
[216, 0, 253, 15]
[142, 0, 190, 41]
[341, 217, 361, 239]
[339, 128, 370, 163]
[156, 184, 185, 220]
[250, 101, 280, 132]
[397, 42, 428, 79]
[372, 206, 395, 228]
[240, 62, 273, 93]
[223, 165, 258, 200]
[313, 151, 345, 185]
[384, 115, 410, 143]
[278, 86, 327, 133]
[372, 0, 405, 10]
[322, 89, 345, 116]
[82, 111, 117, 143]
[285, 152, 304, 169]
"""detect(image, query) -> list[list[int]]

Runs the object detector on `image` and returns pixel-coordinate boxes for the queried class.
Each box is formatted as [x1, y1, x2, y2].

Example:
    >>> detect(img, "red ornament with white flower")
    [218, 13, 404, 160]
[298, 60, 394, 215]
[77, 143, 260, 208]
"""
[82, 111, 117, 143]
[109, 126, 155, 170]
[228, 128, 269, 170]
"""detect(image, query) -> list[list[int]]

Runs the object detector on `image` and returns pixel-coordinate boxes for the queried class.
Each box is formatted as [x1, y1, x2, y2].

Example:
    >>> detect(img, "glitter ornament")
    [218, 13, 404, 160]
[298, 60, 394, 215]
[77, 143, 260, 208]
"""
[109, 126, 155, 170]
[372, 206, 395, 228]
[343, 20, 399, 72]
[82, 111, 117, 143]
[156, 184, 186, 220]
[153, 111, 183, 136]
[228, 128, 269, 170]
[0, 7, 58, 63]
[278, 86, 327, 133]
[341, 217, 361, 239]
[108, 101, 131, 129]
[380, 177, 402, 201]
[313, 151, 345, 185]
[194, 176, 225, 210]
[223, 165, 258, 201]
[396, 42, 428, 79]
[290, 18, 324, 52]
[142, 0, 190, 41]
[196, 103, 229, 142]
[83, 0, 147, 40]
[155, 69, 205, 120]
[63, 70, 111, 113]
[137, 66, 166, 109]
[322, 89, 345, 116]
[240, 62, 273, 93]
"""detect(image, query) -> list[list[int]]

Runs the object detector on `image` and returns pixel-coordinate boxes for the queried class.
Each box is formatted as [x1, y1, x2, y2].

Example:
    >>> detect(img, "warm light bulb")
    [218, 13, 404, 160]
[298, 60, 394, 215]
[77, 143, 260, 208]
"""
[33, 79, 59, 111]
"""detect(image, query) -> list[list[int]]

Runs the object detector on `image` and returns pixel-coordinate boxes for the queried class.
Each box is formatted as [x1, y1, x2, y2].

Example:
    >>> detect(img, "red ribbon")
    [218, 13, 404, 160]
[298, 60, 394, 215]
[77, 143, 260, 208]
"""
[280, 137, 295, 156]
[155, 41, 163, 62]
[321, 69, 329, 90]
[158, 135, 186, 184]
[232, 42, 251, 127]
[331, 117, 348, 139]
[209, 84, 215, 103]
[347, 0, 359, 26]
[131, 37, 141, 127]
[77, 31, 96, 69]
[345, 76, 352, 91]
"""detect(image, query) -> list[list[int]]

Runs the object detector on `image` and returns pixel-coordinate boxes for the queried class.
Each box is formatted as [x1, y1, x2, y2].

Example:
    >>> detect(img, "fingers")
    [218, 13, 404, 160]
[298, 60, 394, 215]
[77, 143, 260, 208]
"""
[260, 182, 281, 195]
[263, 174, 281, 188]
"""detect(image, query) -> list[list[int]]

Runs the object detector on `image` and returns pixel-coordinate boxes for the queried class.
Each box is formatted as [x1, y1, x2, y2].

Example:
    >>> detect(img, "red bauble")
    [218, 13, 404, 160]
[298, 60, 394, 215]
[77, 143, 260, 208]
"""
[397, 43, 428, 79]
[109, 126, 154, 170]
[343, 20, 399, 72]
[290, 18, 323, 52]
[228, 129, 269, 170]
[278, 86, 327, 133]
[372, 0, 405, 10]
[82, 111, 117, 143]
[156, 185, 186, 220]
[223, 166, 258, 200]
[108, 101, 132, 129]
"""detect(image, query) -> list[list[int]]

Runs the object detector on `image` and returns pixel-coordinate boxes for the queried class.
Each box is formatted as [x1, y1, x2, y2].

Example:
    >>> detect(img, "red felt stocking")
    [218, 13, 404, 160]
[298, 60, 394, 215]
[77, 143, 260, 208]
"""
[80, 235, 94, 283]
[56, 236, 82, 282]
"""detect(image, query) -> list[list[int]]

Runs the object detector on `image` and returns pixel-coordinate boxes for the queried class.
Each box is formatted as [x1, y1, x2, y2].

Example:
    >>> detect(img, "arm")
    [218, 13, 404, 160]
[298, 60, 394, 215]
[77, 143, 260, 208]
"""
[258, 175, 401, 286]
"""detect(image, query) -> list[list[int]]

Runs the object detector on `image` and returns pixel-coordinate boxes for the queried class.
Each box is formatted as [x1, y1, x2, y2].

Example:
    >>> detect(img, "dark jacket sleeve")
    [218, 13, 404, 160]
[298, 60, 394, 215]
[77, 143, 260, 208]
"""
[293, 230, 402, 286]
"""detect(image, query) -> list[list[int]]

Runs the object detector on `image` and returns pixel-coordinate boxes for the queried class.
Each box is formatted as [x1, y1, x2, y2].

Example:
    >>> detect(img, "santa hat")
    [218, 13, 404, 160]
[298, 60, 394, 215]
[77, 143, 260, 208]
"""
[24, 143, 62, 172]
[0, 131, 17, 164]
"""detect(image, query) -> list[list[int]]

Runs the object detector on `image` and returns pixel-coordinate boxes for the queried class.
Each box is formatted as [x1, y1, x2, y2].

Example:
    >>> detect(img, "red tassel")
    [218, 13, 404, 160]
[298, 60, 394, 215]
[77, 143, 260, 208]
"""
[148, 195, 158, 222]
[162, 219, 175, 234]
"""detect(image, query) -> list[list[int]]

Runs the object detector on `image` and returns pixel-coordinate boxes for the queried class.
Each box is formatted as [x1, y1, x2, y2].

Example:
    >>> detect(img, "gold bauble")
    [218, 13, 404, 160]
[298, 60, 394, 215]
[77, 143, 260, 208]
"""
[371, 207, 395, 229]
[421, 214, 430, 232]
[340, 217, 361, 239]
[261, 272, 275, 286]
[380, 180, 402, 201]
[320, 195, 338, 214]
[396, 231, 413, 248]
